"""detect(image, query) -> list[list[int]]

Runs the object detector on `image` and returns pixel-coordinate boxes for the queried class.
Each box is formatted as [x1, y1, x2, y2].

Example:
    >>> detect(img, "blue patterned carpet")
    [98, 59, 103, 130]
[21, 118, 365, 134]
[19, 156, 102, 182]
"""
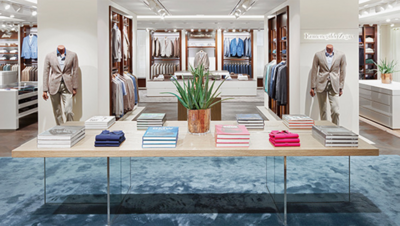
[0, 155, 399, 226]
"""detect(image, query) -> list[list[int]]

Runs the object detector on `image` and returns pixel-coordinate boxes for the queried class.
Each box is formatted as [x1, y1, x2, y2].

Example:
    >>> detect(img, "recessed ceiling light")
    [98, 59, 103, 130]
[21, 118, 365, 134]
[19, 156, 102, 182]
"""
[191, 29, 194, 32]
[232, 29, 236, 32]
[9, 14, 14, 18]
[3, 1, 10, 10]
[31, 9, 37, 16]
[391, 24, 395, 27]
[173, 28, 177, 32]
[386, 19, 391, 22]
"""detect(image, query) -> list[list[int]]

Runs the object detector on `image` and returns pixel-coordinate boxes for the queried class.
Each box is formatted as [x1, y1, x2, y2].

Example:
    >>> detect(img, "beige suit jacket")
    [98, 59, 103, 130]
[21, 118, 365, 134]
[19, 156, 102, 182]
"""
[43, 50, 79, 95]
[194, 50, 210, 71]
[311, 49, 346, 94]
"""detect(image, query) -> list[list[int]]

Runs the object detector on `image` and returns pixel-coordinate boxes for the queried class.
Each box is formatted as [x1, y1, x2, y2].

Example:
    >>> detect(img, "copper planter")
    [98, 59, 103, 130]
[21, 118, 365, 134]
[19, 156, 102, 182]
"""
[187, 109, 211, 135]
[381, 73, 392, 84]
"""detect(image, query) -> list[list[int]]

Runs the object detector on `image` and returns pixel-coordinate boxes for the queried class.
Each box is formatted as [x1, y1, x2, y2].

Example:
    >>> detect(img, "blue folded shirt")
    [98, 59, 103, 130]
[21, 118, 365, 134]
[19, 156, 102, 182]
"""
[95, 143, 122, 147]
[95, 140, 123, 144]
[96, 130, 125, 141]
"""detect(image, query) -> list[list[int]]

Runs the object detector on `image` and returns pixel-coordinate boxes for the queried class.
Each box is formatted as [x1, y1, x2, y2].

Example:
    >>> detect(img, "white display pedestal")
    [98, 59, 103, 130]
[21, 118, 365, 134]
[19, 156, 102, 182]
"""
[0, 89, 38, 129]
[0, 71, 18, 86]
[147, 70, 257, 97]
[359, 80, 400, 129]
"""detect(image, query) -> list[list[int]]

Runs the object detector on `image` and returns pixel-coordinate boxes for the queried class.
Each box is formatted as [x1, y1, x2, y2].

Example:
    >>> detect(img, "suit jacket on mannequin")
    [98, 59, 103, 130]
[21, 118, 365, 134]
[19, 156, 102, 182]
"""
[43, 49, 79, 95]
[311, 49, 347, 94]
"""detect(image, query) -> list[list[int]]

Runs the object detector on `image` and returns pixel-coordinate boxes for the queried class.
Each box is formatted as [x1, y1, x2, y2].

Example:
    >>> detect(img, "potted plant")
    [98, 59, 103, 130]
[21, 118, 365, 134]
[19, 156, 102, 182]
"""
[162, 65, 229, 135]
[374, 59, 399, 84]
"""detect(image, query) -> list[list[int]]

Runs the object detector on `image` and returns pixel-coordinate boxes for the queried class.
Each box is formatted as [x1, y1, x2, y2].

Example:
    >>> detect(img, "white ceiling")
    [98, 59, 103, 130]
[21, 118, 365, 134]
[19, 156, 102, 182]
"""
[113, 0, 285, 30]
[0, 0, 38, 26]
[113, 0, 284, 15]
[359, 0, 400, 26]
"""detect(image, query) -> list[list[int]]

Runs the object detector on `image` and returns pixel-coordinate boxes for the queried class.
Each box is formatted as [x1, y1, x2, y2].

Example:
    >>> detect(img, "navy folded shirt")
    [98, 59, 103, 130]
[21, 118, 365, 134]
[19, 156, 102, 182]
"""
[95, 130, 125, 147]
[95, 130, 125, 141]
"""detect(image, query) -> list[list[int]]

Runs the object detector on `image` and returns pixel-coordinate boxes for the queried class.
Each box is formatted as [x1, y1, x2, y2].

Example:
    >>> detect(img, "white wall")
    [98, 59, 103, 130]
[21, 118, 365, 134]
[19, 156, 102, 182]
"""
[38, 0, 137, 132]
[264, 0, 359, 132]
[137, 30, 147, 78]
[217, 29, 222, 70]
[299, 0, 359, 133]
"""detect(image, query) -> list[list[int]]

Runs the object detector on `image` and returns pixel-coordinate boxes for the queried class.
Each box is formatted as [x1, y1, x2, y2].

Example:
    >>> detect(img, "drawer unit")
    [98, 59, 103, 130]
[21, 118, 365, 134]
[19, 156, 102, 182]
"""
[359, 80, 400, 129]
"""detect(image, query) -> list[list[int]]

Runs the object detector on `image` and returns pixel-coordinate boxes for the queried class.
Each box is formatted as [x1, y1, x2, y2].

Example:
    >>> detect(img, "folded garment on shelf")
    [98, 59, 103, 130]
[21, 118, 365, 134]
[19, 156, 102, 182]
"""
[95, 130, 125, 141]
[269, 139, 300, 147]
[282, 36, 287, 40]
[95, 140, 121, 144]
[272, 49, 277, 54]
[269, 130, 299, 139]
[270, 138, 300, 143]
[281, 49, 287, 54]
[365, 37, 374, 42]
[365, 48, 374, 53]
[365, 59, 375, 64]
[95, 143, 122, 147]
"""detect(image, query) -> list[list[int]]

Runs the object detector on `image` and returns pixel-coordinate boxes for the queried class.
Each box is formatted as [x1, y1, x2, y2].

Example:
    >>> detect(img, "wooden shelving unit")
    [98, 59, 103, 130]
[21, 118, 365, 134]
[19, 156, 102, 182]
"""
[267, 6, 290, 119]
[186, 30, 217, 71]
[221, 30, 254, 78]
[359, 24, 378, 80]
[109, 7, 136, 117]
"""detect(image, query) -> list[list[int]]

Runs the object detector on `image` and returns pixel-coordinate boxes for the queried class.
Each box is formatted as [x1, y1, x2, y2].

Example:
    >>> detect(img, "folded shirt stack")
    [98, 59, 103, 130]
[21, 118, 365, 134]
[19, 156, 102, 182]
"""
[365, 59, 375, 64]
[269, 130, 300, 147]
[365, 48, 374, 53]
[95, 130, 125, 147]
[365, 37, 374, 42]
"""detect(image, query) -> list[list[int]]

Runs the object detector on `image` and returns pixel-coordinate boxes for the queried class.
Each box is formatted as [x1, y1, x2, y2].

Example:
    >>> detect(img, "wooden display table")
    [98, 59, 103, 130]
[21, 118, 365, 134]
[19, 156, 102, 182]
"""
[12, 121, 378, 225]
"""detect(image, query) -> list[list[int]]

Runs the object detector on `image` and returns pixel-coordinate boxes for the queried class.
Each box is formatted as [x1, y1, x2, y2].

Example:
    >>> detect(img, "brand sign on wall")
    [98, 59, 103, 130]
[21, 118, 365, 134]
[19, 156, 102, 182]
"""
[301, 29, 358, 43]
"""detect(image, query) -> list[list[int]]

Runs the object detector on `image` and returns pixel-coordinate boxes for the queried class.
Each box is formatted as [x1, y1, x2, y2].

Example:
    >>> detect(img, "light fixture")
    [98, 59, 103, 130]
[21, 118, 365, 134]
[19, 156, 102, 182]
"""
[3, 1, 10, 10]
[11, 3, 21, 12]
[205, 29, 208, 32]
[248, 29, 250, 32]
[191, 28, 194, 32]
[144, 0, 170, 18]
[375, 5, 384, 13]
[9, 14, 14, 18]
[391, 24, 395, 27]
[146, 28, 149, 32]
[386, 19, 391, 22]
[198, 29, 201, 32]
[385, 3, 393, 10]
[29, 23, 33, 27]
[173, 28, 177, 32]
[11, 27, 15, 31]
[1, 23, 5, 28]
[232, 29, 236, 32]
[31, 9, 37, 16]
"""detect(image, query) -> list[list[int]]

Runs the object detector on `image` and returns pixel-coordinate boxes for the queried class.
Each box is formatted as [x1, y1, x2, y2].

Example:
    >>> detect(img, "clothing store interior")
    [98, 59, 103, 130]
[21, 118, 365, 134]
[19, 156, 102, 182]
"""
[1, 0, 400, 225]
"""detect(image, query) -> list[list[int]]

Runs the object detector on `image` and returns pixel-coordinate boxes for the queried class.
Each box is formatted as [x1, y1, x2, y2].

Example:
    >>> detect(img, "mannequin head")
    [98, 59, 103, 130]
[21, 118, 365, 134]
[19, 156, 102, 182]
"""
[326, 44, 334, 54]
[57, 45, 65, 54]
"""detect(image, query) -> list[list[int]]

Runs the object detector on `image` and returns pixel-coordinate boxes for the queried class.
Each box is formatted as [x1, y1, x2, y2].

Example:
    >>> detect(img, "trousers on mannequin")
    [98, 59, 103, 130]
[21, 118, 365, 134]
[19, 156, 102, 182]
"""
[316, 82, 340, 125]
[50, 80, 74, 125]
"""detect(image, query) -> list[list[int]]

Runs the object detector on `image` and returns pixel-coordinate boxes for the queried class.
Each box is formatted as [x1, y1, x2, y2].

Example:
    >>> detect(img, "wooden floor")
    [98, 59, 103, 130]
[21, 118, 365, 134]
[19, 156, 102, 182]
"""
[1, 103, 400, 157]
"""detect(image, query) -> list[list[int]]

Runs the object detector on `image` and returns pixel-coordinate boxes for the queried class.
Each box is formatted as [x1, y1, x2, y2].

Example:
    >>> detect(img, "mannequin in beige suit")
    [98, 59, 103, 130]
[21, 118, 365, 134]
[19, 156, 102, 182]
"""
[310, 44, 347, 125]
[43, 45, 79, 125]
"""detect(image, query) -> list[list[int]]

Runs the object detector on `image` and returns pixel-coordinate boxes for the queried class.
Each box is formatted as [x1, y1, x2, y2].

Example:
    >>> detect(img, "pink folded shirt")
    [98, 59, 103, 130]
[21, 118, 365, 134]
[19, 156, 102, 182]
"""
[270, 138, 300, 143]
[269, 131, 300, 147]
[269, 130, 299, 139]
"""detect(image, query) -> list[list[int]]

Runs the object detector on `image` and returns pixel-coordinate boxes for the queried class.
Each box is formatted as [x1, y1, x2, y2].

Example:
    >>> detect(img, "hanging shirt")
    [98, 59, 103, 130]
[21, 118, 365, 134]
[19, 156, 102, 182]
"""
[57, 48, 66, 71]
[325, 50, 334, 70]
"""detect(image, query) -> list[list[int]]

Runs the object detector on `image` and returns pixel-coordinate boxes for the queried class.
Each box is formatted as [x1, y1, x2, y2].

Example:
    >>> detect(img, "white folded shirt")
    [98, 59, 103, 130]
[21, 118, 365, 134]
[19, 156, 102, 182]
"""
[0, 50, 8, 53]
[365, 37, 374, 42]
[9, 50, 18, 53]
